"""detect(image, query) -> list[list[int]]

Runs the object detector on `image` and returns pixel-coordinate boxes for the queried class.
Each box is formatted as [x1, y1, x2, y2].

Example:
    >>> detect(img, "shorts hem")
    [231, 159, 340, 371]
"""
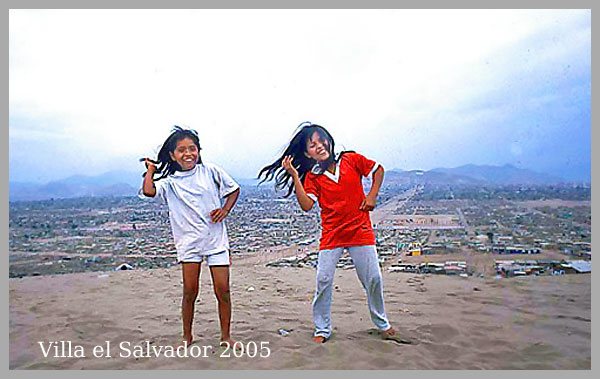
[178, 250, 230, 266]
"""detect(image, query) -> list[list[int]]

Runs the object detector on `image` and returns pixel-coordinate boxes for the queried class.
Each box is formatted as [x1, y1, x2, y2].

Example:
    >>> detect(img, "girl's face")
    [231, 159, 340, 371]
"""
[169, 137, 199, 171]
[306, 131, 331, 162]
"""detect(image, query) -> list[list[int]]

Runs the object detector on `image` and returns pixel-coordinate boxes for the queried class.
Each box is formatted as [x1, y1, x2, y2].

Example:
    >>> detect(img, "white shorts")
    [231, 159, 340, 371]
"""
[178, 250, 230, 266]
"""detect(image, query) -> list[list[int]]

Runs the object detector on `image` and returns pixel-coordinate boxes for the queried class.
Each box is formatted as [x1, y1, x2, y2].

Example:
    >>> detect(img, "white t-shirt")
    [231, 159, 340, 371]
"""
[139, 163, 240, 260]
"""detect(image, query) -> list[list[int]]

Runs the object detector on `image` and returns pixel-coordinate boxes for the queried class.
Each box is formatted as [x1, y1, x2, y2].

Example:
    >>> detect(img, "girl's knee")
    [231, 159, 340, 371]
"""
[316, 272, 333, 288]
[361, 270, 381, 289]
[183, 287, 199, 302]
[214, 285, 230, 303]
[369, 275, 383, 290]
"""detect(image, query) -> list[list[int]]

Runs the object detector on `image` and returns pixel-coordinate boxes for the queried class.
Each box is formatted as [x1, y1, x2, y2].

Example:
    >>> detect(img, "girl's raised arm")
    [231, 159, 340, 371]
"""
[282, 156, 314, 211]
[142, 158, 157, 197]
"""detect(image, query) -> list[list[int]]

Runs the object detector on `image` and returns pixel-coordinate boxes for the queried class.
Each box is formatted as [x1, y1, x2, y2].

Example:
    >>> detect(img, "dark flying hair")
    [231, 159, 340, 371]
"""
[258, 122, 335, 197]
[145, 125, 202, 181]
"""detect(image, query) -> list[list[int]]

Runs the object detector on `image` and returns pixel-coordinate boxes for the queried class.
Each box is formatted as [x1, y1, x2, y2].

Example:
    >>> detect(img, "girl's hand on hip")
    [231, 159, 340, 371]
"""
[282, 155, 299, 178]
[359, 195, 377, 211]
[210, 208, 229, 223]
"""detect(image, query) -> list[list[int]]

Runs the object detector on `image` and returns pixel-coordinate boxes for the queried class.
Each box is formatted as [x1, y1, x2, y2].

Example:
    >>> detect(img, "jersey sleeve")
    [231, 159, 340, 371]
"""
[302, 173, 319, 203]
[210, 164, 240, 198]
[348, 152, 382, 177]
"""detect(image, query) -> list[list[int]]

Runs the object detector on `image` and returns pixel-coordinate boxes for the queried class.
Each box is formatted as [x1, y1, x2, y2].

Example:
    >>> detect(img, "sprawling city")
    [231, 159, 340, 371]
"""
[9, 182, 591, 279]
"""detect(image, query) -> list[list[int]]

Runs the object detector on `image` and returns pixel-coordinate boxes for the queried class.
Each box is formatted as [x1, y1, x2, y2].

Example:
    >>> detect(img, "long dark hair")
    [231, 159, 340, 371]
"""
[258, 122, 335, 197]
[145, 126, 202, 181]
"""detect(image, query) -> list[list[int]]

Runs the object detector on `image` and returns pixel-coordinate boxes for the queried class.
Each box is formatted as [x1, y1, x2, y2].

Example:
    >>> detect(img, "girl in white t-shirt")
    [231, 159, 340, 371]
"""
[141, 126, 240, 348]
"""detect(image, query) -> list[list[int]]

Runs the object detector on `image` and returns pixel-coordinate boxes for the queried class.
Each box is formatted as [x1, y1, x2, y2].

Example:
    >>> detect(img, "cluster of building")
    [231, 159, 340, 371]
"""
[265, 249, 397, 270]
[375, 214, 462, 230]
[495, 259, 591, 277]
[8, 185, 321, 277]
[226, 186, 319, 253]
[372, 186, 591, 262]
[388, 261, 470, 276]
[9, 182, 591, 279]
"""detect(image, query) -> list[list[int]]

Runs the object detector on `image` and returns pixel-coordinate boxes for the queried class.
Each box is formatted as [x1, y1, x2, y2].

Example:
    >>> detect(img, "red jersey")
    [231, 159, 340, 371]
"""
[303, 152, 381, 250]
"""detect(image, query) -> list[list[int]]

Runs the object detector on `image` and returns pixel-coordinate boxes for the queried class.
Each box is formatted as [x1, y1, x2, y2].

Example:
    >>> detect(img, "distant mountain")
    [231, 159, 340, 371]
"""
[384, 169, 488, 186]
[9, 181, 139, 202]
[429, 164, 565, 185]
[54, 170, 144, 188]
[8, 169, 261, 202]
[382, 164, 566, 187]
[9, 171, 144, 202]
[236, 177, 261, 186]
[8, 164, 569, 202]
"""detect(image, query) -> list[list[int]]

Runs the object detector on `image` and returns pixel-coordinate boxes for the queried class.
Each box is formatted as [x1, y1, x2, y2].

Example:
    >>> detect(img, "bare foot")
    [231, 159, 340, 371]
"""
[381, 327, 412, 344]
[174, 336, 193, 348]
[220, 337, 243, 352]
[313, 335, 327, 343]
[220, 337, 236, 347]
[381, 327, 396, 338]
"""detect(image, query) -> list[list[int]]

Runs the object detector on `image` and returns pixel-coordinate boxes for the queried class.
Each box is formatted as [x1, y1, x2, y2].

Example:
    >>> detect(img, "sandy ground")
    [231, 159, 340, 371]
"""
[9, 251, 591, 370]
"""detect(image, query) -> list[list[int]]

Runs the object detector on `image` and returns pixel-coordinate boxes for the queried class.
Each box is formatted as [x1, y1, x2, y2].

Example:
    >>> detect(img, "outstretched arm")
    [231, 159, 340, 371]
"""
[142, 158, 157, 197]
[360, 165, 384, 211]
[283, 156, 315, 211]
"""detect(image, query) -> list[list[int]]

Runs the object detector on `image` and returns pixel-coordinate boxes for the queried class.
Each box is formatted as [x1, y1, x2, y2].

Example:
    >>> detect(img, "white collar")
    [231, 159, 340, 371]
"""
[172, 164, 199, 177]
[323, 159, 341, 183]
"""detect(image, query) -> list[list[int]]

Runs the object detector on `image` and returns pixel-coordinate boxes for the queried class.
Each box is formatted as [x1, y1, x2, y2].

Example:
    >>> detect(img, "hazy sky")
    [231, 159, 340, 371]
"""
[9, 9, 591, 183]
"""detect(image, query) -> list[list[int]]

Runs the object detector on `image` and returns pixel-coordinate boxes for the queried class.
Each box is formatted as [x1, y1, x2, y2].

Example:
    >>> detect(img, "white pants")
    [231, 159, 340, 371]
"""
[312, 245, 391, 338]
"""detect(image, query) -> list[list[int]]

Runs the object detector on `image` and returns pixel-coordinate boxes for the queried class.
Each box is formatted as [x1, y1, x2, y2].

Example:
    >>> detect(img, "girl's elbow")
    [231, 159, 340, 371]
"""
[373, 165, 384, 179]
[223, 187, 240, 199]
[300, 201, 314, 211]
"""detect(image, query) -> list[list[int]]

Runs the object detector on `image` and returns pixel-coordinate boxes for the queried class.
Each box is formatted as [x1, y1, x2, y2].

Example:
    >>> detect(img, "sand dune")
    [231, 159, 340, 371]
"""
[9, 256, 591, 369]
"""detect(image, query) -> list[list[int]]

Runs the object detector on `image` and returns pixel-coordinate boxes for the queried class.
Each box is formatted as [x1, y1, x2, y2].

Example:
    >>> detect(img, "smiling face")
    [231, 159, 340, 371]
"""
[305, 131, 331, 162]
[169, 137, 199, 171]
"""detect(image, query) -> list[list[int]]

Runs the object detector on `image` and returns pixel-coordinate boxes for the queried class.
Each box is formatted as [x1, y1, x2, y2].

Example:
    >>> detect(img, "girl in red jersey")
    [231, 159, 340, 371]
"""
[259, 122, 409, 344]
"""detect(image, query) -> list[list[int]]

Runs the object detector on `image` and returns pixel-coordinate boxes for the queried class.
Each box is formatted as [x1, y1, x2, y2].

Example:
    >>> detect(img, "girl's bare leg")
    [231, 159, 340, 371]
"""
[179, 262, 201, 346]
[209, 265, 234, 345]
